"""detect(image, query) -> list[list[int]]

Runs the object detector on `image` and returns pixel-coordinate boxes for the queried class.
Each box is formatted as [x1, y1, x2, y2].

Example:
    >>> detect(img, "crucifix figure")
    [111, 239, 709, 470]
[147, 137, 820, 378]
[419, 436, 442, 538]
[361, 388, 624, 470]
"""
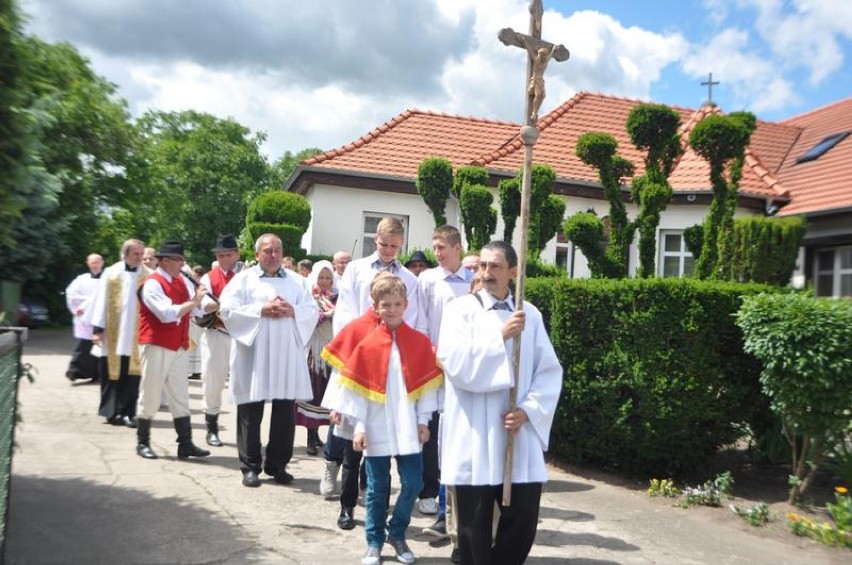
[494, 0, 569, 511]
[701, 72, 720, 105]
[498, 0, 569, 124]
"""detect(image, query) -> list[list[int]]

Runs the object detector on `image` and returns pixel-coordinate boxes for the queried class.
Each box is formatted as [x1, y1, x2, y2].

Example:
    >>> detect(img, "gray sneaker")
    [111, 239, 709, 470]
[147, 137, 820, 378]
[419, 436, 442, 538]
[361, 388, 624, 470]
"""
[386, 538, 415, 564]
[421, 516, 448, 540]
[319, 459, 340, 497]
[362, 546, 381, 565]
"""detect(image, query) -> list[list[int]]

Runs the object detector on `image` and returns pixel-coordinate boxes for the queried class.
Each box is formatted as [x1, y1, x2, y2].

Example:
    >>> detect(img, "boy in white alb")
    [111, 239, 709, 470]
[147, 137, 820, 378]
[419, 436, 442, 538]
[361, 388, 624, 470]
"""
[332, 276, 441, 565]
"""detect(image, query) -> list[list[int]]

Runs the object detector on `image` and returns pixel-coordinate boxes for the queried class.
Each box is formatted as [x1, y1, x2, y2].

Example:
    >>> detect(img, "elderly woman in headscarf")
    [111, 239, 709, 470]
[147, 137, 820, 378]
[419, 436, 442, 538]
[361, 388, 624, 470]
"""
[296, 259, 337, 455]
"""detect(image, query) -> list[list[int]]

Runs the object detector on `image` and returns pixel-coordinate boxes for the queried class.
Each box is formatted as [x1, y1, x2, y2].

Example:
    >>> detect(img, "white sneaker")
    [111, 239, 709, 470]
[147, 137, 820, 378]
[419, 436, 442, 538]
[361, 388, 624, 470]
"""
[417, 497, 438, 515]
[362, 546, 381, 565]
[320, 460, 341, 497]
[387, 538, 415, 564]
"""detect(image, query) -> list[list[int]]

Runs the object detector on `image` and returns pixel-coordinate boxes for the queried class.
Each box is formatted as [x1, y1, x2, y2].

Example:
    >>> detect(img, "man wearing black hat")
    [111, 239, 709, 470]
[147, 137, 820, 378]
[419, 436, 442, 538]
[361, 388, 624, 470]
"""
[197, 234, 242, 447]
[405, 250, 433, 277]
[135, 240, 218, 460]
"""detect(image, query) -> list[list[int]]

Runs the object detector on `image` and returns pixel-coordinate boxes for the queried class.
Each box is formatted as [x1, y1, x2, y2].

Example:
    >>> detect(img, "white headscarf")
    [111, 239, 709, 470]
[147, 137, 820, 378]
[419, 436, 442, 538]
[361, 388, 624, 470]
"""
[307, 260, 336, 293]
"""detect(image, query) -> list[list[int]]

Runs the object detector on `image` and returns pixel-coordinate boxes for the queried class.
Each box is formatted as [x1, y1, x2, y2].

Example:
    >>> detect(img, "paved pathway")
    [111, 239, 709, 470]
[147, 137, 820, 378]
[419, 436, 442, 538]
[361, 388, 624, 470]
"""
[4, 330, 847, 564]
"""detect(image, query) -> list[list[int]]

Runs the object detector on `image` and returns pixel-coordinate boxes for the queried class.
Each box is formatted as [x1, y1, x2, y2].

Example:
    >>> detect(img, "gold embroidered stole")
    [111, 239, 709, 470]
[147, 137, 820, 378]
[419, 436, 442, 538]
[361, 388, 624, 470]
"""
[104, 266, 151, 380]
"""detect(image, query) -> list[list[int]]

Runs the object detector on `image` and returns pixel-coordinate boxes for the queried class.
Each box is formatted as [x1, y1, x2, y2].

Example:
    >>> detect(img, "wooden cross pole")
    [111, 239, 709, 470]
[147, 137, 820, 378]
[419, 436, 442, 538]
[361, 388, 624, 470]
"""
[497, 0, 568, 506]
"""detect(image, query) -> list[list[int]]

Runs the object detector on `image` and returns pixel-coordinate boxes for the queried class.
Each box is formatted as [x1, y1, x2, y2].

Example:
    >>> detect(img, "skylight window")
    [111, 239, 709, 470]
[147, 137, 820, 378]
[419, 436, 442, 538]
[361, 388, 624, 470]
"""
[796, 131, 849, 163]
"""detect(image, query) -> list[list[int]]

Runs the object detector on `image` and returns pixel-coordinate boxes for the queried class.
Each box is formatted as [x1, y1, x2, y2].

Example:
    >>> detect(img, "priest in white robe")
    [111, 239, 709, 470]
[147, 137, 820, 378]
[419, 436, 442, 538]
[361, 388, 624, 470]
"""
[65, 253, 104, 381]
[89, 239, 152, 427]
[437, 241, 562, 565]
[219, 233, 318, 488]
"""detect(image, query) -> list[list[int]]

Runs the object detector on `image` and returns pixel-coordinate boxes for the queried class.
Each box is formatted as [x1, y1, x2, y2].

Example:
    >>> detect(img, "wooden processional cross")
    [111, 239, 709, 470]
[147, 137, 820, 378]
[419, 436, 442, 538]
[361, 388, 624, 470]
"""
[497, 0, 569, 506]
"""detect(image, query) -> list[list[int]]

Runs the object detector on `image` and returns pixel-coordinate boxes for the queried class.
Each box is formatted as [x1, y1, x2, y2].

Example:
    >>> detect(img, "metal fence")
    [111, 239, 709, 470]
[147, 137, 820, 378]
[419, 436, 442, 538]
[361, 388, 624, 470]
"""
[0, 328, 26, 565]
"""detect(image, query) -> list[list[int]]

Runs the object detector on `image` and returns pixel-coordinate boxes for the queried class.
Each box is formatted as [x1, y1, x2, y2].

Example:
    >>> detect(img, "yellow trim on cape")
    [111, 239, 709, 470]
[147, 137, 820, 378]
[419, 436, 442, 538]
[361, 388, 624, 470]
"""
[338, 374, 387, 404]
[320, 348, 345, 372]
[406, 371, 443, 403]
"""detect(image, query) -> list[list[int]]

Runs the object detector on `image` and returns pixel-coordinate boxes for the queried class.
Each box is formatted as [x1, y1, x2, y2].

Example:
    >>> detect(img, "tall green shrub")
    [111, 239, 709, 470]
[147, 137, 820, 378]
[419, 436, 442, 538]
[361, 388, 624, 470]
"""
[726, 216, 806, 284]
[736, 294, 852, 503]
[454, 166, 491, 247]
[537, 277, 774, 475]
[416, 157, 453, 228]
[689, 112, 756, 279]
[626, 103, 683, 277]
[563, 132, 635, 277]
[498, 176, 520, 243]
[245, 191, 311, 257]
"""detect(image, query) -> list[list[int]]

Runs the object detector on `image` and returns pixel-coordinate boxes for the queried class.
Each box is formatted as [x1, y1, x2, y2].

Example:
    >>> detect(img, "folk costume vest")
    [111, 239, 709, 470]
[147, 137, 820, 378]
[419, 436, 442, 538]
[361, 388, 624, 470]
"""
[138, 273, 191, 351]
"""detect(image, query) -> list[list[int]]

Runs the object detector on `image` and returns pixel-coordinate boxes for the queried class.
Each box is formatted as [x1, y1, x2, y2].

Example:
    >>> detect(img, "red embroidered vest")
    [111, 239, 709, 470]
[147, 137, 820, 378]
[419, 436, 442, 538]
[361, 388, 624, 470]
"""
[207, 267, 233, 299]
[138, 272, 190, 351]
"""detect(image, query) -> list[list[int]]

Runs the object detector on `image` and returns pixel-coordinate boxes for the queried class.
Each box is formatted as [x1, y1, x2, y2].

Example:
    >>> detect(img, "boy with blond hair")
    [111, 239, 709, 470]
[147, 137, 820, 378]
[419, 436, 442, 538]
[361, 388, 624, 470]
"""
[332, 275, 441, 565]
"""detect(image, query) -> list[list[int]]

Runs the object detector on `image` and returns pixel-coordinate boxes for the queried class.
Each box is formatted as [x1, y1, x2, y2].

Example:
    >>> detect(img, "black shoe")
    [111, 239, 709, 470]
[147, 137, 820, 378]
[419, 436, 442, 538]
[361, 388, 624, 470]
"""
[264, 466, 294, 484]
[107, 414, 124, 426]
[188, 373, 201, 380]
[137, 443, 158, 459]
[450, 547, 460, 564]
[122, 415, 137, 428]
[306, 443, 318, 456]
[337, 506, 356, 530]
[206, 431, 223, 447]
[242, 469, 261, 487]
[178, 442, 211, 459]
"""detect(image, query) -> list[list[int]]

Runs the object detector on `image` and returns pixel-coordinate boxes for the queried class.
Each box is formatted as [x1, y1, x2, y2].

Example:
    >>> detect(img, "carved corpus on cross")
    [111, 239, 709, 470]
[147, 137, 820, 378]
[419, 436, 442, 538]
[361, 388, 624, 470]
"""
[497, 0, 569, 506]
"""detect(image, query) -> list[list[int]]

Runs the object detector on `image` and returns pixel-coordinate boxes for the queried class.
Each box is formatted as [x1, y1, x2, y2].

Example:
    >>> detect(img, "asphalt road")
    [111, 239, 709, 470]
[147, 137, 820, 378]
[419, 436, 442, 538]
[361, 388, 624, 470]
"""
[4, 329, 847, 564]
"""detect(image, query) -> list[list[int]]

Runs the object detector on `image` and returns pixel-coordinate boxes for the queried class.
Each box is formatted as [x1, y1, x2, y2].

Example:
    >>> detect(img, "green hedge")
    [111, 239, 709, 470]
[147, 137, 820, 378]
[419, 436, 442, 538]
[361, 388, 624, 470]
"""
[527, 277, 780, 475]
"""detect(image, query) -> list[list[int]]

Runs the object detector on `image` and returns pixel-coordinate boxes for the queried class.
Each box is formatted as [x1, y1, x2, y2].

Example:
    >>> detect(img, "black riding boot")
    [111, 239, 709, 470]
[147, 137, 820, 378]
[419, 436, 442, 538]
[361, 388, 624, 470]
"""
[205, 413, 223, 447]
[136, 418, 157, 459]
[174, 416, 211, 459]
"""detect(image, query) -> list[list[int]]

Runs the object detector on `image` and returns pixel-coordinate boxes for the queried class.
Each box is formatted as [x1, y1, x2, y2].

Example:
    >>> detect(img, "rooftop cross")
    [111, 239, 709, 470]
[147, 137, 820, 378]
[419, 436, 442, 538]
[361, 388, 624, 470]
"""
[701, 72, 720, 105]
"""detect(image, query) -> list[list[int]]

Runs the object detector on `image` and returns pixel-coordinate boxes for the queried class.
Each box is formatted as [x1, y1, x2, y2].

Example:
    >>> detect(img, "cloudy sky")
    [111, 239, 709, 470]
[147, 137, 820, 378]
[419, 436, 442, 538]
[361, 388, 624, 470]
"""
[20, 0, 852, 161]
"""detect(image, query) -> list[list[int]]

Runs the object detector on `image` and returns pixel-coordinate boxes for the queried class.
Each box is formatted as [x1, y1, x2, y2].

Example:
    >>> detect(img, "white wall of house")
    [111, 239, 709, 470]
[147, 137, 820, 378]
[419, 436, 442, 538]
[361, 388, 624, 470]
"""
[301, 182, 762, 279]
[302, 183, 461, 257]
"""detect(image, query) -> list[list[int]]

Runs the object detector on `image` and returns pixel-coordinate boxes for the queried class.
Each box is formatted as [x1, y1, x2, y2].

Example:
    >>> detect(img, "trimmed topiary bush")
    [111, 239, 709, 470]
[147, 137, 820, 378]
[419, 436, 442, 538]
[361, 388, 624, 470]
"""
[534, 277, 777, 475]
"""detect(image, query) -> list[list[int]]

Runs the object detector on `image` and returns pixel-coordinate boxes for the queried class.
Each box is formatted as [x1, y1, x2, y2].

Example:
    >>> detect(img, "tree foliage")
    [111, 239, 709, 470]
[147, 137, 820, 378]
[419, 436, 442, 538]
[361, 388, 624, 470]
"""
[416, 157, 453, 228]
[626, 103, 682, 277]
[736, 294, 852, 503]
[459, 184, 496, 252]
[725, 216, 806, 284]
[268, 147, 323, 189]
[0, 0, 26, 244]
[527, 165, 564, 258]
[454, 165, 492, 246]
[132, 109, 270, 264]
[564, 132, 635, 277]
[689, 112, 756, 279]
[497, 176, 520, 243]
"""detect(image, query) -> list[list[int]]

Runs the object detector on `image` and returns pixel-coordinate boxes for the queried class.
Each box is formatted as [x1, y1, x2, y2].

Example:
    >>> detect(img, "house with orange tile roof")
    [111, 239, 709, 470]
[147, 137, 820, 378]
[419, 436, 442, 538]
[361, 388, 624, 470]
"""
[285, 92, 852, 296]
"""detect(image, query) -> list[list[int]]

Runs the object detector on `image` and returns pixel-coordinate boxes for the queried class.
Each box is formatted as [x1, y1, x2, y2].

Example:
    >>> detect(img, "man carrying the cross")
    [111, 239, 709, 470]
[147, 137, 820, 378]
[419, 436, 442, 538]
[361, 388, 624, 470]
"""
[437, 240, 562, 565]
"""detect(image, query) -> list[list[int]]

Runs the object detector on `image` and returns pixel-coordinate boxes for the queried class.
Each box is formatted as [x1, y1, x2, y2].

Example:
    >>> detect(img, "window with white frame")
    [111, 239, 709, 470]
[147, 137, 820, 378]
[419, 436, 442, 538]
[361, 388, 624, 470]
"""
[658, 230, 695, 278]
[362, 212, 409, 258]
[814, 246, 852, 297]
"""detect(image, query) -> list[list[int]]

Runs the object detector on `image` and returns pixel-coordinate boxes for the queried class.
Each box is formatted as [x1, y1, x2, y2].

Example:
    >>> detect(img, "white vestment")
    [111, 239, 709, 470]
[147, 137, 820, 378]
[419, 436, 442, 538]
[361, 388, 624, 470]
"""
[88, 261, 146, 357]
[332, 252, 419, 335]
[219, 266, 318, 405]
[65, 272, 100, 340]
[415, 265, 473, 344]
[332, 339, 437, 457]
[437, 290, 562, 486]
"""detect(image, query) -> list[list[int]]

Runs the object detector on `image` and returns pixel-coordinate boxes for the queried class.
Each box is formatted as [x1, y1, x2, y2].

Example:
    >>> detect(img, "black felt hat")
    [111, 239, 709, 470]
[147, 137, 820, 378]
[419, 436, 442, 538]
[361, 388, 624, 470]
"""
[212, 233, 238, 252]
[154, 240, 186, 259]
[405, 250, 434, 268]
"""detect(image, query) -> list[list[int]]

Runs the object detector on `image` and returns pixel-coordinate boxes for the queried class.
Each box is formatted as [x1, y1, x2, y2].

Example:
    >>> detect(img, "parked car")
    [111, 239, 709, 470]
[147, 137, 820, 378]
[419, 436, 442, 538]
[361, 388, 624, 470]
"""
[17, 300, 50, 328]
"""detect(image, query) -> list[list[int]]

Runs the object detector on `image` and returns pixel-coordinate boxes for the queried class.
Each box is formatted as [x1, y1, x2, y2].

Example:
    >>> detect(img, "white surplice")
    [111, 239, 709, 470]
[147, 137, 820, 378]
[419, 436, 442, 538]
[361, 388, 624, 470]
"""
[437, 289, 562, 486]
[88, 261, 145, 357]
[219, 266, 318, 405]
[65, 272, 100, 340]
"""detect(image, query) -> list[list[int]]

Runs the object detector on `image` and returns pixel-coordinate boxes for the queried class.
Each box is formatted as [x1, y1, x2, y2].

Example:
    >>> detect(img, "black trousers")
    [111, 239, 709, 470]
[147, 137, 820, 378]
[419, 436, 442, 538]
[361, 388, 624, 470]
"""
[236, 399, 295, 473]
[419, 411, 441, 499]
[67, 338, 99, 380]
[455, 482, 542, 565]
[340, 439, 363, 509]
[98, 355, 140, 419]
